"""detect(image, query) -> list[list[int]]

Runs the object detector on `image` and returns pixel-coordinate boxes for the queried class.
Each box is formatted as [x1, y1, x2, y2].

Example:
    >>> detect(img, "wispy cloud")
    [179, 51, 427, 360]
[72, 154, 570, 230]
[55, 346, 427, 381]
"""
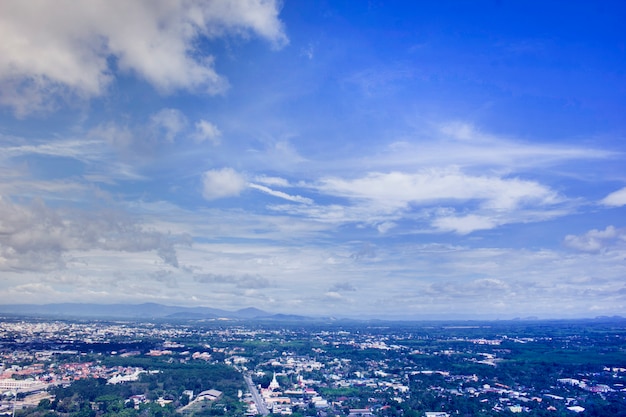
[253, 175, 291, 187]
[355, 122, 616, 173]
[249, 183, 313, 204]
[601, 187, 626, 207]
[316, 169, 559, 210]
[269, 168, 567, 234]
[2, 138, 105, 162]
[194, 273, 272, 289]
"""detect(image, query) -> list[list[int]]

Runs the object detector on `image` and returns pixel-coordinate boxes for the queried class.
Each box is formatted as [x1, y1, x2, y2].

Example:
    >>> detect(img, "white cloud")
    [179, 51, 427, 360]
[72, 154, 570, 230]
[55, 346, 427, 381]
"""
[254, 176, 290, 187]
[317, 169, 559, 211]
[0, 0, 287, 115]
[88, 122, 135, 152]
[194, 273, 271, 289]
[248, 139, 307, 171]
[601, 187, 626, 207]
[3, 138, 104, 162]
[0, 134, 147, 195]
[350, 122, 614, 175]
[266, 203, 373, 225]
[0, 197, 188, 271]
[300, 43, 315, 60]
[151, 108, 188, 142]
[323, 291, 344, 300]
[249, 183, 313, 204]
[377, 222, 396, 234]
[194, 120, 222, 144]
[440, 121, 481, 141]
[564, 226, 625, 253]
[202, 168, 247, 200]
[259, 167, 570, 234]
[1, 203, 625, 317]
[432, 214, 497, 234]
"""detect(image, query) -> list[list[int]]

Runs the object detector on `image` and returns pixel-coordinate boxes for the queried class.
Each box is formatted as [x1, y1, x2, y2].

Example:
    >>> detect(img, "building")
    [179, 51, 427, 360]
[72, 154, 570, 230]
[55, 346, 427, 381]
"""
[269, 373, 280, 391]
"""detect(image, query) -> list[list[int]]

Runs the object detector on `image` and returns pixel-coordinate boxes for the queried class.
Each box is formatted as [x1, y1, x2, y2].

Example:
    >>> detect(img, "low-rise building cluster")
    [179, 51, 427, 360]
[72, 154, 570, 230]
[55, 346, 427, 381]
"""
[1, 317, 625, 416]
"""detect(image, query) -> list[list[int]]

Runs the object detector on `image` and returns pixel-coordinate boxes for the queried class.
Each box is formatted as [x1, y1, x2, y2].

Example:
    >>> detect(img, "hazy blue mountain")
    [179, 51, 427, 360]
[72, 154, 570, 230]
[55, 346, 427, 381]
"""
[0, 303, 271, 320]
[233, 307, 272, 319]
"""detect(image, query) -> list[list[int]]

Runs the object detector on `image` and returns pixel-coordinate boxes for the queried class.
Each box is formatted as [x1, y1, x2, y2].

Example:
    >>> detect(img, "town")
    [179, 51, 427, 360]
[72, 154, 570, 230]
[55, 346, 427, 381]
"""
[0, 316, 625, 417]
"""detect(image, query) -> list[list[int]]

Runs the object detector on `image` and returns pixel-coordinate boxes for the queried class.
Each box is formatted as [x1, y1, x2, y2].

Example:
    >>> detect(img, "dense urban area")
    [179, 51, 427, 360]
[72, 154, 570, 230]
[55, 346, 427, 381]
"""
[1, 315, 625, 417]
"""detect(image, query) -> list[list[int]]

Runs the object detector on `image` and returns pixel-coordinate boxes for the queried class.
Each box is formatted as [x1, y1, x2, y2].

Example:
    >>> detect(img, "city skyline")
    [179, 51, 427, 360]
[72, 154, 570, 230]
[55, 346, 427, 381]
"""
[0, 1, 625, 319]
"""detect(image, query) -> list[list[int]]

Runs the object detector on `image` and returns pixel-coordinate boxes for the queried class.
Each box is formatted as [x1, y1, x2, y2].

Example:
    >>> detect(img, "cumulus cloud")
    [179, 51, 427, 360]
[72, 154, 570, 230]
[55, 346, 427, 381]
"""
[151, 108, 188, 142]
[202, 168, 247, 200]
[0, 0, 287, 115]
[601, 187, 626, 207]
[564, 226, 625, 253]
[0, 197, 189, 271]
[88, 113, 217, 163]
[150, 111, 222, 146]
[194, 120, 222, 144]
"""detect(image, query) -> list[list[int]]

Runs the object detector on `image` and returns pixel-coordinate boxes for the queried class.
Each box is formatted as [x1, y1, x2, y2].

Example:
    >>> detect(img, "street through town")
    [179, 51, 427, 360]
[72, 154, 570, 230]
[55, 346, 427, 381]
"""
[243, 374, 269, 416]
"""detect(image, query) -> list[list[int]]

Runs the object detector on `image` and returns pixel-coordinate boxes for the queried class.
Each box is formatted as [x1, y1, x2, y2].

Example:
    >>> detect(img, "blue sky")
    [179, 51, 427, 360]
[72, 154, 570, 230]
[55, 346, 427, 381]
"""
[1, 0, 625, 319]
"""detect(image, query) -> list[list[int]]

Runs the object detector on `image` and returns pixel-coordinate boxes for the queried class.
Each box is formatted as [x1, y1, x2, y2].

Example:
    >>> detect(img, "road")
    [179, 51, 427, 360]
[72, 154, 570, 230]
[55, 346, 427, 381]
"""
[243, 374, 269, 416]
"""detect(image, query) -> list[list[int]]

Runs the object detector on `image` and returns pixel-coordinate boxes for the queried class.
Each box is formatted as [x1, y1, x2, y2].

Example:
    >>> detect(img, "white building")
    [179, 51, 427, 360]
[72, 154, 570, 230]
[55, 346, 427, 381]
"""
[0, 379, 46, 392]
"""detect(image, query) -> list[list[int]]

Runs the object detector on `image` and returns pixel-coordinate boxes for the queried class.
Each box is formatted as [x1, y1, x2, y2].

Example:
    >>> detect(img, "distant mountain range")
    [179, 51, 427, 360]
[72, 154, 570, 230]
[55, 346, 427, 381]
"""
[0, 303, 623, 323]
[0, 303, 313, 321]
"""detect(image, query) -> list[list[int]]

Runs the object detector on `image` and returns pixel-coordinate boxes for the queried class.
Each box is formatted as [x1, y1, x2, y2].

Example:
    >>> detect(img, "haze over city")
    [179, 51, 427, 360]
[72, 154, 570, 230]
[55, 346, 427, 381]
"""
[0, 1, 625, 320]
